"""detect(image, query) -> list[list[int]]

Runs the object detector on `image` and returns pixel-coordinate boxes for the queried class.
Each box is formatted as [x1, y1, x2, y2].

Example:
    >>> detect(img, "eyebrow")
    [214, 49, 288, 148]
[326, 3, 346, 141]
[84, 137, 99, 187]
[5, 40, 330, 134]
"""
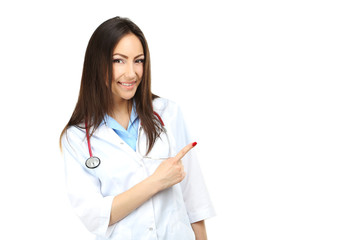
[113, 53, 144, 59]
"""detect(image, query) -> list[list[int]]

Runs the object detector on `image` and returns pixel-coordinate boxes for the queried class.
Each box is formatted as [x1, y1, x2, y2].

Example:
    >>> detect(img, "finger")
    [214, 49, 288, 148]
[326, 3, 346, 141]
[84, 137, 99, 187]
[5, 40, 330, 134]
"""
[174, 142, 197, 162]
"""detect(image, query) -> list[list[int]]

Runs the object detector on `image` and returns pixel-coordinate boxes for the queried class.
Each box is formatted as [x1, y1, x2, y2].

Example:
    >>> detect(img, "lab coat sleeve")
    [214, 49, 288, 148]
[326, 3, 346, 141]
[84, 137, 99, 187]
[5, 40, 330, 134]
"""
[169, 103, 216, 223]
[61, 127, 116, 238]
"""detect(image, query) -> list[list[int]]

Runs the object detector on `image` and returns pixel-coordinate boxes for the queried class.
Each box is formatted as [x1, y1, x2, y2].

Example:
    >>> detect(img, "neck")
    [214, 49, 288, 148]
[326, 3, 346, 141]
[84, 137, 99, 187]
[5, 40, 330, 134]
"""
[110, 99, 132, 129]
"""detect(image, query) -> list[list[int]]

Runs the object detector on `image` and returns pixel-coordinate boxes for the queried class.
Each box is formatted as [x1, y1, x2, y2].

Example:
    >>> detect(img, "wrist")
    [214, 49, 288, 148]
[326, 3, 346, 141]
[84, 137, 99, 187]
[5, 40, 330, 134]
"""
[146, 175, 163, 194]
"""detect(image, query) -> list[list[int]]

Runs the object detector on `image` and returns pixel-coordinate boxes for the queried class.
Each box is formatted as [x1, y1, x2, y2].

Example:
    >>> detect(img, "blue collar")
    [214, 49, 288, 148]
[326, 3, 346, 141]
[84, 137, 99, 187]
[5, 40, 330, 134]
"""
[103, 104, 139, 133]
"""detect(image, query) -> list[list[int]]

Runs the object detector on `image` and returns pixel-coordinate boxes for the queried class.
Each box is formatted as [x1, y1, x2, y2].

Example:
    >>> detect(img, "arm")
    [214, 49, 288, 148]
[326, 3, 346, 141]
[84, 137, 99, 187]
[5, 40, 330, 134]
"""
[191, 220, 208, 240]
[109, 176, 160, 225]
[109, 142, 196, 225]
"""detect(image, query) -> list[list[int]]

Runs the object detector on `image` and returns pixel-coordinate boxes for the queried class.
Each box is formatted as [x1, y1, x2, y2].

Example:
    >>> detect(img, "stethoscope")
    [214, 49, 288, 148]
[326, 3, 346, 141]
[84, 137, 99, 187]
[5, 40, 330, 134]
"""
[85, 112, 169, 169]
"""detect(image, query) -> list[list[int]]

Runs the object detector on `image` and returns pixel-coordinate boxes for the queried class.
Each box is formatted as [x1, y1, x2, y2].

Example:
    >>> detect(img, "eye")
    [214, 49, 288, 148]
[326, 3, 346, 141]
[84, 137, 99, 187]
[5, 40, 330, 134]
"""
[113, 59, 124, 64]
[135, 59, 144, 64]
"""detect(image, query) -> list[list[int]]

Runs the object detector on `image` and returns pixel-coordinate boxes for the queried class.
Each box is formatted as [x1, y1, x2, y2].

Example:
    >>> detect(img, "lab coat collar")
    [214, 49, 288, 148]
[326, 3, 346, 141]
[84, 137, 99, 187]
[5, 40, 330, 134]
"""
[101, 102, 138, 129]
[102, 107, 138, 133]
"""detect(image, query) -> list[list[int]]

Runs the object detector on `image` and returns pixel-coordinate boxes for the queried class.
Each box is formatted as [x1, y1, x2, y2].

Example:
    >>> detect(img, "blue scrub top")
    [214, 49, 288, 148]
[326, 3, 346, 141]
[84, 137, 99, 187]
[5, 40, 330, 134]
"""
[103, 106, 139, 151]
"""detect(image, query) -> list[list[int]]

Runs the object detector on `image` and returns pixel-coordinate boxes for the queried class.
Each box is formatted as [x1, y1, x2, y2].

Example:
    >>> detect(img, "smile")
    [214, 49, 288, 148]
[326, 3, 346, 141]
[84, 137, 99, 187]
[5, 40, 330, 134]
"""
[118, 81, 136, 86]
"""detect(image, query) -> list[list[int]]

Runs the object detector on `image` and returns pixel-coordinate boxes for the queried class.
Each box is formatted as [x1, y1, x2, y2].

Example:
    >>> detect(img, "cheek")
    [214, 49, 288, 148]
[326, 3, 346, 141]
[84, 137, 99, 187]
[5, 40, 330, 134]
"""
[112, 67, 122, 80]
[136, 65, 144, 78]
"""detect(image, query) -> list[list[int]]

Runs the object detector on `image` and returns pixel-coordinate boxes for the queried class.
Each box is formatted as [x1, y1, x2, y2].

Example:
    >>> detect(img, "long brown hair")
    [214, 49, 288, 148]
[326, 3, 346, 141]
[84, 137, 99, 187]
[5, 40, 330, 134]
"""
[60, 17, 162, 154]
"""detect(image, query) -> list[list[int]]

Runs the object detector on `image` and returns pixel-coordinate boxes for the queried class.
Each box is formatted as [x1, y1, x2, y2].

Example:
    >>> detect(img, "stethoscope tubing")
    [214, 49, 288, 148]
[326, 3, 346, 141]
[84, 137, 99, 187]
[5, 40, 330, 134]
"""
[85, 120, 93, 157]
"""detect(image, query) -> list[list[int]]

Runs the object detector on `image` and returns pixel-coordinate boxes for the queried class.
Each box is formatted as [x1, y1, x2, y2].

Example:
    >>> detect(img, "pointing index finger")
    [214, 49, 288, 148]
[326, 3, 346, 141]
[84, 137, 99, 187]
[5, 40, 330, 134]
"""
[174, 142, 197, 161]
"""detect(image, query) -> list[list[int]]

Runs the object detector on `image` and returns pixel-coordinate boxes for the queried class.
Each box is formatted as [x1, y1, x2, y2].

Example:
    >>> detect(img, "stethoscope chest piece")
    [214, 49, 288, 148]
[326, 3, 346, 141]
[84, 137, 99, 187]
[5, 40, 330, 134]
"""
[85, 156, 101, 169]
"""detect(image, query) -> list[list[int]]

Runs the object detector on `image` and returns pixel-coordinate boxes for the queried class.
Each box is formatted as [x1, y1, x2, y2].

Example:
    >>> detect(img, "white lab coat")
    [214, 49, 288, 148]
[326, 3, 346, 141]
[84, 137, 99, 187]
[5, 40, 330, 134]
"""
[62, 98, 215, 240]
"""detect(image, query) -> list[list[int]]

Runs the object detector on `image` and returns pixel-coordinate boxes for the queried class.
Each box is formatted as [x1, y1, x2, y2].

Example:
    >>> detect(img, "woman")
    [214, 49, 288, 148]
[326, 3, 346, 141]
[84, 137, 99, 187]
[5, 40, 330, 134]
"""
[60, 16, 215, 240]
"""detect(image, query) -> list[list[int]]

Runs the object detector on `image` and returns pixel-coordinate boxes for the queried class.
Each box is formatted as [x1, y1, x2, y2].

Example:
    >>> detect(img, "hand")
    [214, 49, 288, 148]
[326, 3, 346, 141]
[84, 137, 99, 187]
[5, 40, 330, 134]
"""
[151, 142, 197, 191]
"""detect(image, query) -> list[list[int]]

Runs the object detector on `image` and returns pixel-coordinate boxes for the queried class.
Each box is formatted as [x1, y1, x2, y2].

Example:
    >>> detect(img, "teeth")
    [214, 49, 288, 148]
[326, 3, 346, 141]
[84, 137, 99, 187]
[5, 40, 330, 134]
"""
[120, 82, 134, 86]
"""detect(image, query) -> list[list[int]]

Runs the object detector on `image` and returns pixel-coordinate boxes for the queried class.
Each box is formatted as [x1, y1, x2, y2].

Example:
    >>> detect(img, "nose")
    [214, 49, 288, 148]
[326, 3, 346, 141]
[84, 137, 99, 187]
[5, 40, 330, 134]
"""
[125, 62, 136, 79]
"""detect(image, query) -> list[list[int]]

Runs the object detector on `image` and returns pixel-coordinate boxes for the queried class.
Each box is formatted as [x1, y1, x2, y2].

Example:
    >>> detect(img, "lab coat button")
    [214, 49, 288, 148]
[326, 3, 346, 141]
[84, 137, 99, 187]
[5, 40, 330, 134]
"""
[148, 227, 153, 231]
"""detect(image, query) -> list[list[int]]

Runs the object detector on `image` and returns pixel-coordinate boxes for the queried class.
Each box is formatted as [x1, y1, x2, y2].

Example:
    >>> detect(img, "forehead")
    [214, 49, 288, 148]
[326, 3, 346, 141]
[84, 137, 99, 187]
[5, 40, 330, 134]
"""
[113, 33, 143, 55]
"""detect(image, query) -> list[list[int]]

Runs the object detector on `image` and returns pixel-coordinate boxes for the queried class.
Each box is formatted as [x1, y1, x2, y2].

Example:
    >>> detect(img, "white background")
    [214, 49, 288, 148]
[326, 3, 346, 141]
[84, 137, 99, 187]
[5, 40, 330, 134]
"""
[1, 0, 359, 239]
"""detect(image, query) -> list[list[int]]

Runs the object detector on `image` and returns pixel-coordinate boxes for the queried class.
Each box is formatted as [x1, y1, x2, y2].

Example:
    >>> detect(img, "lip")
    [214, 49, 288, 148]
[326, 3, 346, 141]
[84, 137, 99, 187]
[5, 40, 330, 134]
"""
[117, 80, 137, 89]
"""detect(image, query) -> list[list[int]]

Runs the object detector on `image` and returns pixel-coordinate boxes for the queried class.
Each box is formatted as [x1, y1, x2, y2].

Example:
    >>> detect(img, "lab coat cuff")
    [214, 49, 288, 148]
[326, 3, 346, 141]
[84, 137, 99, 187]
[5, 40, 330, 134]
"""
[188, 205, 216, 223]
[103, 196, 116, 238]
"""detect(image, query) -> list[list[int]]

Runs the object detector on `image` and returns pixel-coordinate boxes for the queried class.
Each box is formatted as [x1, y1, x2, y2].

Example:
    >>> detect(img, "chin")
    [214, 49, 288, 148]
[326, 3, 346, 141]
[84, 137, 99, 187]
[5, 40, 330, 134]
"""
[114, 90, 137, 102]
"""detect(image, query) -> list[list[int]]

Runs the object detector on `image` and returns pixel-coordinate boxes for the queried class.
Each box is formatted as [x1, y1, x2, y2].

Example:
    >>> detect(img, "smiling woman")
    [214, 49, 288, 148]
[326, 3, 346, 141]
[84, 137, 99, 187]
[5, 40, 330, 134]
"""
[59, 16, 215, 240]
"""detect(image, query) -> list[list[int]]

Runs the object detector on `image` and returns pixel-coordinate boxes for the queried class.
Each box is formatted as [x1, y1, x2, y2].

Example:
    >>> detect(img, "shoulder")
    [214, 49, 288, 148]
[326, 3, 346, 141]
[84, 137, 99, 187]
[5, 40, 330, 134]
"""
[63, 125, 85, 138]
[61, 125, 86, 149]
[152, 97, 188, 130]
[153, 97, 181, 116]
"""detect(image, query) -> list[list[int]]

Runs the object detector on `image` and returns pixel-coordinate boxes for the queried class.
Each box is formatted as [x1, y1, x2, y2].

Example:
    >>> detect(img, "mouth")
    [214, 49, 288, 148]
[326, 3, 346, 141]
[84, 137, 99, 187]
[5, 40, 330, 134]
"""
[117, 80, 137, 89]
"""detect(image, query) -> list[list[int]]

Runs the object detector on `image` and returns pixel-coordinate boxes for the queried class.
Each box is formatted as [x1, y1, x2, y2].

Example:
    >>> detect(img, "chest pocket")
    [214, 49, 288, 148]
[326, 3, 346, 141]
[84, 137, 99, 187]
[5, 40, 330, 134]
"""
[138, 127, 176, 175]
[137, 127, 173, 160]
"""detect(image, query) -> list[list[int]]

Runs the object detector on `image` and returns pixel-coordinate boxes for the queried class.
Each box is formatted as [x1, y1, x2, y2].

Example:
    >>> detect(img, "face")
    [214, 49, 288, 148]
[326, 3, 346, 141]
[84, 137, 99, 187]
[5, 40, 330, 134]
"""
[110, 33, 144, 104]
